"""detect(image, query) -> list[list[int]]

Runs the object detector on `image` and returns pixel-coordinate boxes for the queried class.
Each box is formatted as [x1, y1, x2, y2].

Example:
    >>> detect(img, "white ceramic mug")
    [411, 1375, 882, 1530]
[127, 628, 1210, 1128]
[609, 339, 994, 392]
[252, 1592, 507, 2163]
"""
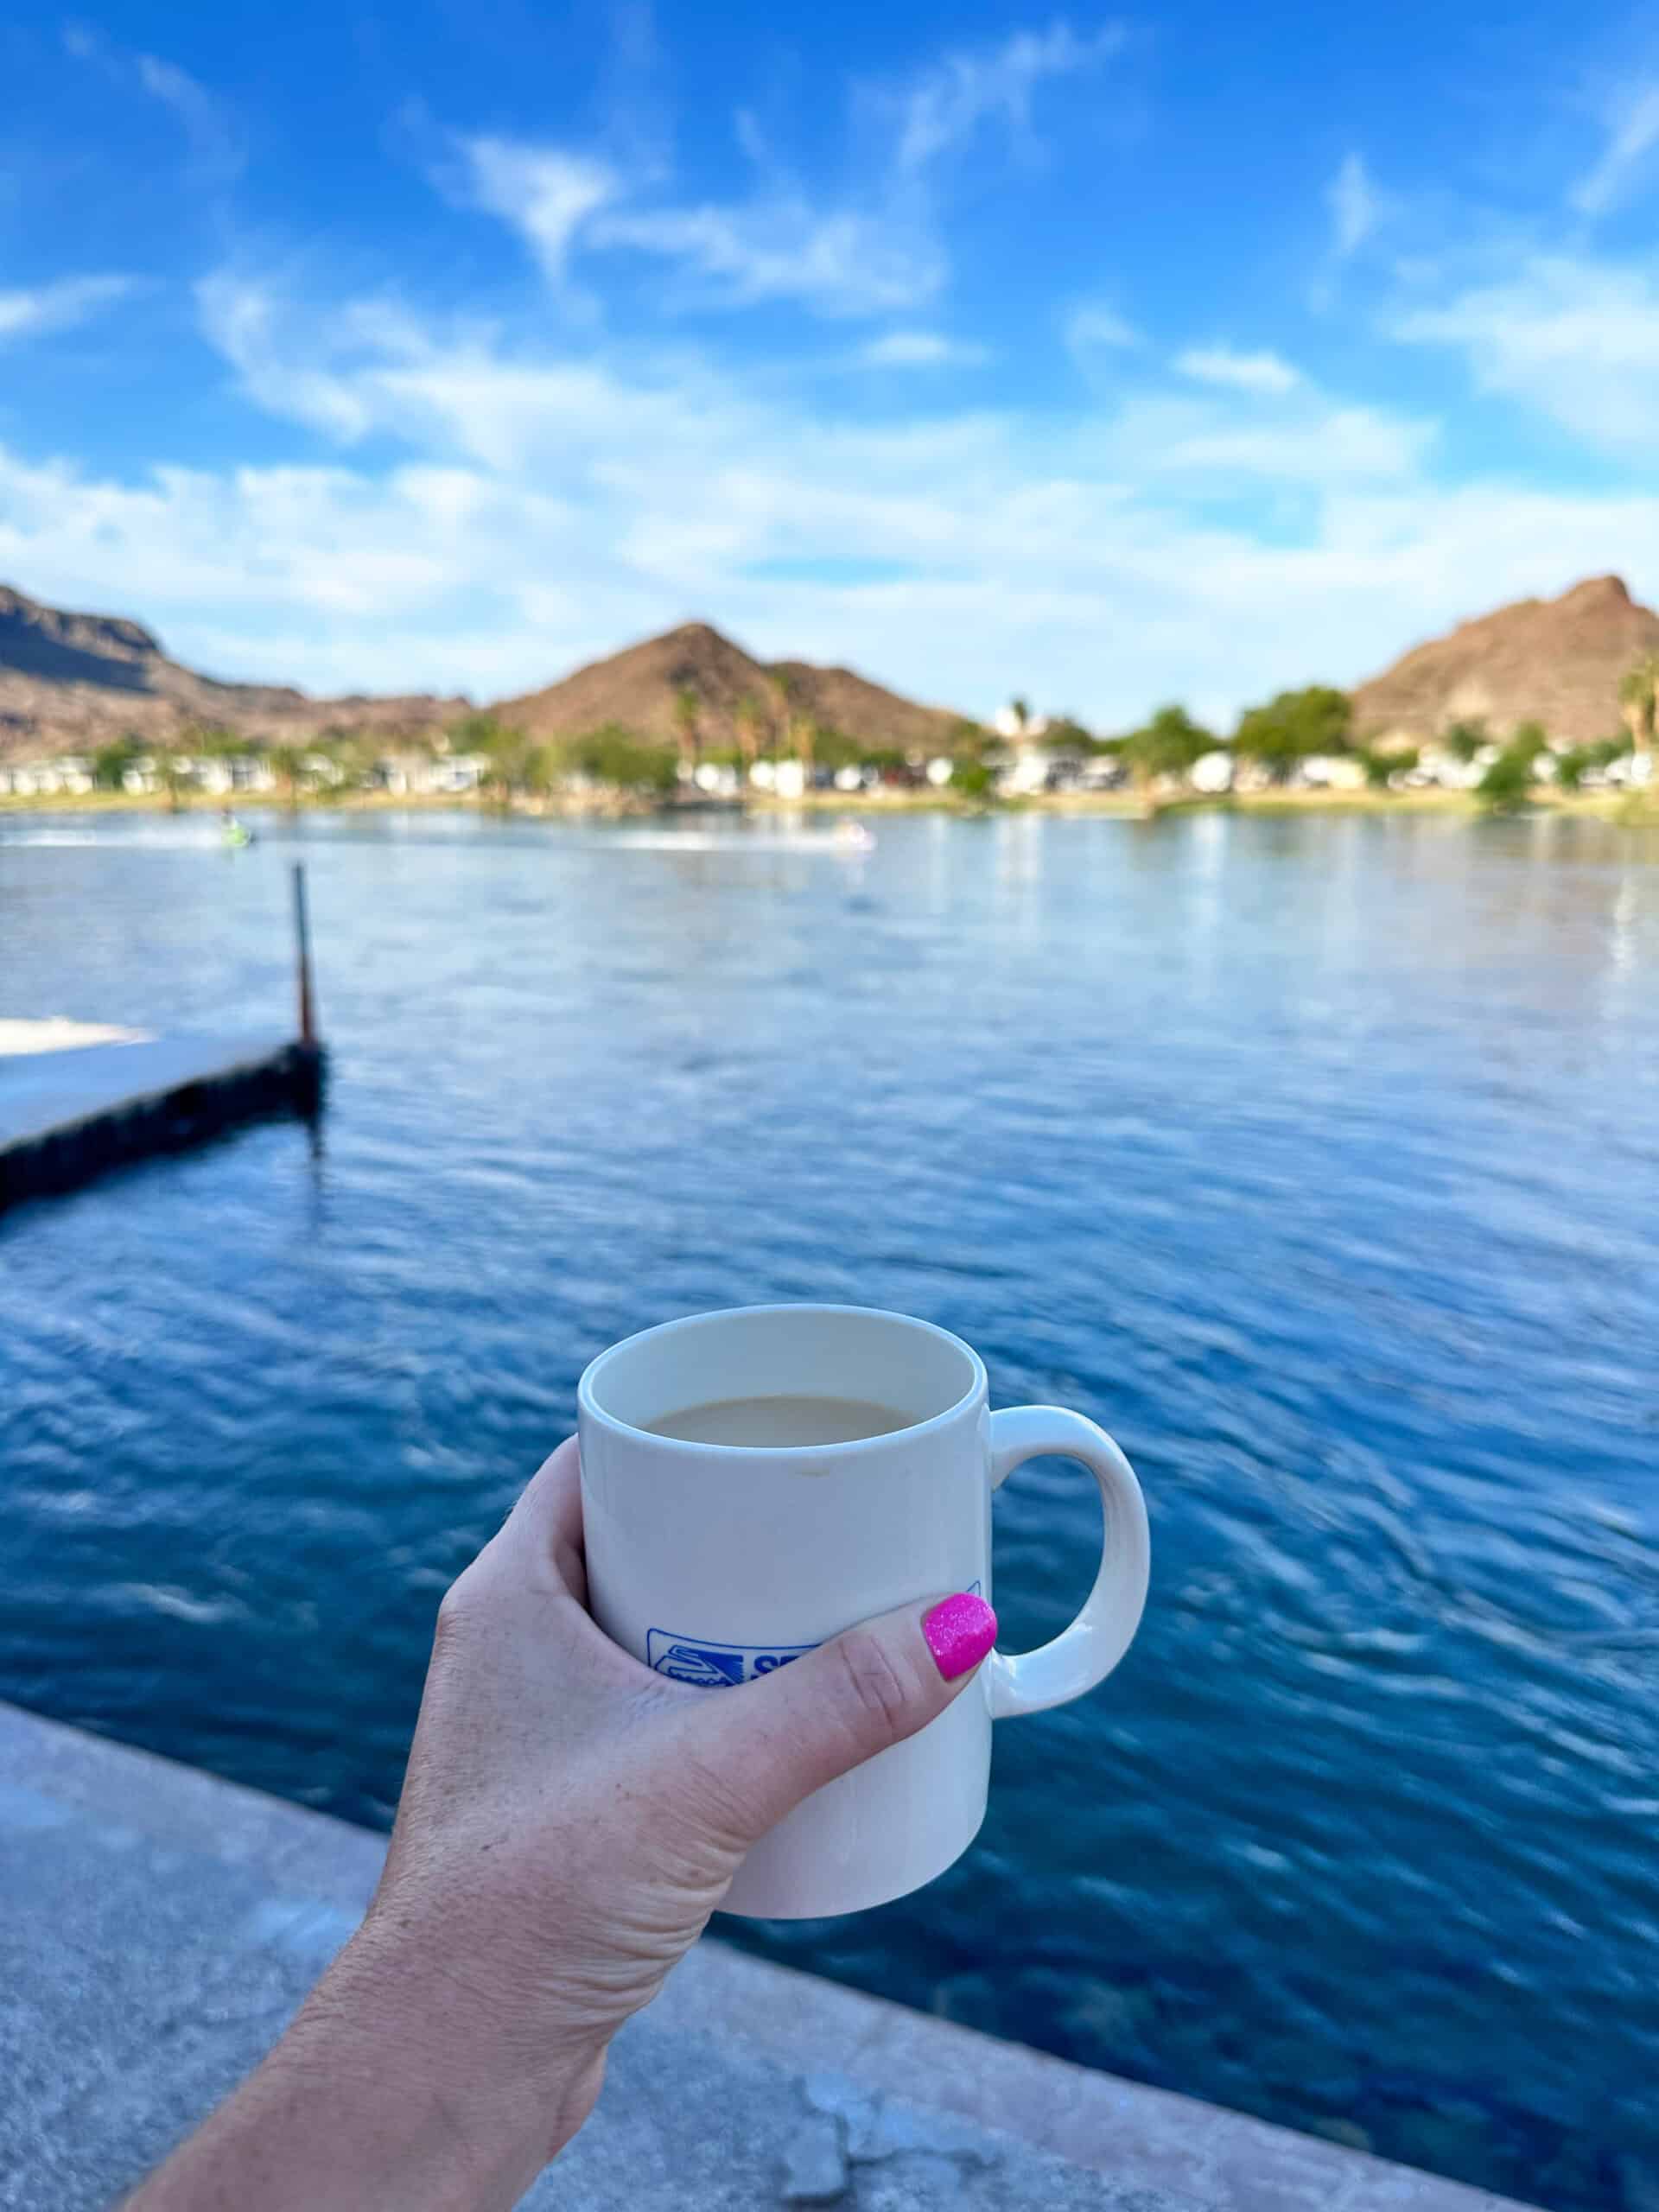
[576, 1304, 1149, 1918]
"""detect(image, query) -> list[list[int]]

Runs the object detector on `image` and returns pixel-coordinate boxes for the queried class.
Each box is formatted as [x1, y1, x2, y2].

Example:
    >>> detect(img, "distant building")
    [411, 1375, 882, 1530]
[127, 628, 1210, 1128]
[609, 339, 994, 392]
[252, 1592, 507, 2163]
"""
[1072, 756, 1123, 791]
[2, 757, 95, 795]
[1297, 755, 1367, 791]
[999, 748, 1052, 798]
[1190, 751, 1235, 794]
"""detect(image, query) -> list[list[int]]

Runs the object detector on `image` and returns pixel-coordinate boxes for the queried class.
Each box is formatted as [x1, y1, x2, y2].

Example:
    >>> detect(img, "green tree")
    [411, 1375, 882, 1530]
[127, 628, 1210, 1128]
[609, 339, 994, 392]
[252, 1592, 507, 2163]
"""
[1120, 704, 1215, 789]
[1508, 720, 1549, 761]
[1618, 654, 1659, 754]
[183, 722, 253, 759]
[442, 715, 529, 804]
[767, 668, 797, 751]
[951, 760, 997, 803]
[1442, 719, 1489, 764]
[1359, 745, 1415, 789]
[93, 734, 147, 791]
[448, 712, 516, 758]
[572, 724, 677, 796]
[518, 742, 563, 797]
[270, 746, 310, 808]
[804, 724, 861, 773]
[1044, 715, 1097, 753]
[1008, 696, 1032, 734]
[765, 668, 816, 781]
[1554, 747, 1591, 791]
[1478, 745, 1536, 810]
[1233, 686, 1351, 779]
[734, 694, 762, 782]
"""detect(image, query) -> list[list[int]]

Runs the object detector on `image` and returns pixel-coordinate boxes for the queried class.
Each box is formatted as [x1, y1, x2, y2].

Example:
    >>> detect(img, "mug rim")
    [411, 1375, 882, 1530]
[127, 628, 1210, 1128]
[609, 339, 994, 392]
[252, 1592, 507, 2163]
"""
[577, 1301, 988, 1459]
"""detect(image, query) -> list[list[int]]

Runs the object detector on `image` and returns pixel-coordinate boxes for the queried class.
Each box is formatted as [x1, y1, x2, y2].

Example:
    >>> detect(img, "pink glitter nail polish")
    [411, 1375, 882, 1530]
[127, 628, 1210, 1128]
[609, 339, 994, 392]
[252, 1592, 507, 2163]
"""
[924, 1592, 998, 1681]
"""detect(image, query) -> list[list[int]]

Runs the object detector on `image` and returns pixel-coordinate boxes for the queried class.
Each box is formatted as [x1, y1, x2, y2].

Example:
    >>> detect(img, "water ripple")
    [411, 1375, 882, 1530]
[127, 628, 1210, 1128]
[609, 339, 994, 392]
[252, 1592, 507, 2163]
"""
[2, 808, 1657, 2209]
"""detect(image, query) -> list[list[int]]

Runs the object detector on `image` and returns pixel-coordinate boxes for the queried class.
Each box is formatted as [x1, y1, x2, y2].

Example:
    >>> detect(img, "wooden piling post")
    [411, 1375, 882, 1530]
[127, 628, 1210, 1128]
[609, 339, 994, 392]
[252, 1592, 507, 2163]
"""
[292, 862, 317, 1048]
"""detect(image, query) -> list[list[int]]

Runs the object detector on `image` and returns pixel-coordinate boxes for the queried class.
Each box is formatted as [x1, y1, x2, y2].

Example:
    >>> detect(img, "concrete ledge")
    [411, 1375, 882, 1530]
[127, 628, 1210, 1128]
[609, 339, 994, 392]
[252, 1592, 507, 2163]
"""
[0, 1702, 1535, 2212]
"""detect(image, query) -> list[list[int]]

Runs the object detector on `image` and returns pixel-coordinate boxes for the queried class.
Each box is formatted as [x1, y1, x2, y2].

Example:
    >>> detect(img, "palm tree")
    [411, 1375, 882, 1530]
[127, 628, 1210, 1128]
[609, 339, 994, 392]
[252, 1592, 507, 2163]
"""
[1618, 655, 1659, 754]
[767, 669, 797, 753]
[673, 688, 702, 784]
[271, 745, 304, 810]
[768, 669, 814, 790]
[734, 694, 761, 785]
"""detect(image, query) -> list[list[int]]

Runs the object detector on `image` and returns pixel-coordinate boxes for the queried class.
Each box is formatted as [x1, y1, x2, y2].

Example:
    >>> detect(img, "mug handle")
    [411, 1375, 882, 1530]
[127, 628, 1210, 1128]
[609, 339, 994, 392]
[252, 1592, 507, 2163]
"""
[984, 1406, 1150, 1719]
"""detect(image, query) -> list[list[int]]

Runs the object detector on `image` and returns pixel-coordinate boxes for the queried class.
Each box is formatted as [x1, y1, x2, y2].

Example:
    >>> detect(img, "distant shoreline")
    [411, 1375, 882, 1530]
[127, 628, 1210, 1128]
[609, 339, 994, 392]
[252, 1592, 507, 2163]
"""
[0, 783, 1647, 823]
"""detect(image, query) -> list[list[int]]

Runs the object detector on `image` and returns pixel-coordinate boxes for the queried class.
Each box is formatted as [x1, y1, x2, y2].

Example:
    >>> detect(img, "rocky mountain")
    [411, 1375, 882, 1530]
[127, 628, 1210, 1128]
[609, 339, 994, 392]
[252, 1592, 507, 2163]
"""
[0, 583, 467, 760]
[491, 621, 969, 753]
[1, 588, 970, 764]
[1352, 575, 1659, 747]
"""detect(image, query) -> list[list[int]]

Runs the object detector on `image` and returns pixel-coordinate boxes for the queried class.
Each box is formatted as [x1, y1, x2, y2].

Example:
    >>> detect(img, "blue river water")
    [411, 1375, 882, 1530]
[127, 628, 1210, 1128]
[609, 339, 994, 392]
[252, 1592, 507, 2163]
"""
[2, 807, 1656, 2209]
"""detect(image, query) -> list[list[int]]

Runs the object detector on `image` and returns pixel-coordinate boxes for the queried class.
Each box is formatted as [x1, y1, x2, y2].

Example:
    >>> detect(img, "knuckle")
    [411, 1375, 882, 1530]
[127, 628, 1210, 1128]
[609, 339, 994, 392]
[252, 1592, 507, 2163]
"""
[433, 1569, 482, 1649]
[660, 1745, 753, 1858]
[831, 1630, 914, 1745]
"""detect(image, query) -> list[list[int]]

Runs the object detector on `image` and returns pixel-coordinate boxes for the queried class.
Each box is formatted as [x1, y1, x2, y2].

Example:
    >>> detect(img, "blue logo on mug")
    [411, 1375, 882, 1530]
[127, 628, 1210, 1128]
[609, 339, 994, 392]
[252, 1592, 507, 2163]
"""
[645, 1629, 815, 1687]
[644, 1586, 979, 1689]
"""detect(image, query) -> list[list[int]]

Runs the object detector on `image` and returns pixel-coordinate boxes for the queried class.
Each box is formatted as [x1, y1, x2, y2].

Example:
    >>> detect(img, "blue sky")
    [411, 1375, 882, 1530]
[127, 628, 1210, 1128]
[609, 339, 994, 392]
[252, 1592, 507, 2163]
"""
[4, 0, 1659, 726]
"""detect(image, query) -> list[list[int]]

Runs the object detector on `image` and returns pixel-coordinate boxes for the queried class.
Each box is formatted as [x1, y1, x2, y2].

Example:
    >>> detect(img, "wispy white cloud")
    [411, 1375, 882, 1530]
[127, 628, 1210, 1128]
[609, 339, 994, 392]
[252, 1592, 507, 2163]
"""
[882, 20, 1125, 173]
[1105, 390, 1433, 486]
[63, 28, 242, 182]
[0, 274, 134, 346]
[456, 137, 618, 283]
[1391, 253, 1659, 454]
[195, 275, 385, 442]
[1065, 302, 1140, 359]
[1570, 82, 1659, 217]
[436, 22, 1123, 324]
[593, 199, 941, 314]
[858, 330, 989, 367]
[1328, 151, 1382, 257]
[134, 54, 243, 181]
[1174, 346, 1300, 396]
[442, 114, 939, 318]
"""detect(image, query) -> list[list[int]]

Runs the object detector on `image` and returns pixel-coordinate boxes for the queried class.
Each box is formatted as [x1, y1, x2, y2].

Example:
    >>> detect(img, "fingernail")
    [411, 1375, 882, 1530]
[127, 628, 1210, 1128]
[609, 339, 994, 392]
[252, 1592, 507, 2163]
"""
[924, 1592, 998, 1681]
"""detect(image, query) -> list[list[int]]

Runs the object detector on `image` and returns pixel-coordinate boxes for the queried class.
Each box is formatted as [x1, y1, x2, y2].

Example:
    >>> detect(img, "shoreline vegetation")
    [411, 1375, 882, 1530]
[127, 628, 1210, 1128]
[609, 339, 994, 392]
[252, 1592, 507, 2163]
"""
[2, 667, 1655, 825]
[3, 780, 1655, 823]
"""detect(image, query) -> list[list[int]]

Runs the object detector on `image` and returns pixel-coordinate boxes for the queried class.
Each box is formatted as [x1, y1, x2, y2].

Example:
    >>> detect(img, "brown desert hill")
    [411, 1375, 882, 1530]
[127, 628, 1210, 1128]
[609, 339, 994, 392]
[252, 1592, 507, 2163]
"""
[1351, 575, 1659, 747]
[491, 620, 969, 752]
[0, 582, 467, 760]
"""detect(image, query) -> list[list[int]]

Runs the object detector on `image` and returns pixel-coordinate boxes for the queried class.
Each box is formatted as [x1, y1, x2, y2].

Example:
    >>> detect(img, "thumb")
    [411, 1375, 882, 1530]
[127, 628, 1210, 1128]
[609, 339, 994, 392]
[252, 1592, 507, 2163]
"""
[671, 1592, 997, 1848]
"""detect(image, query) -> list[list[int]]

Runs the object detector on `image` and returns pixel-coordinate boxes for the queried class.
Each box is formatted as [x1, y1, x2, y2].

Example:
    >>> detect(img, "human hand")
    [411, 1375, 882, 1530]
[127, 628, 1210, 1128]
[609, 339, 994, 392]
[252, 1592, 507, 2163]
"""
[130, 1437, 996, 2212]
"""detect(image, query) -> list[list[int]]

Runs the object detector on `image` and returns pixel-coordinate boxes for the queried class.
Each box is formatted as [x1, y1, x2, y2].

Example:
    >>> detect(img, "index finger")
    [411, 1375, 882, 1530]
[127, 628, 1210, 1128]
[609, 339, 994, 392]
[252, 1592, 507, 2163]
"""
[493, 1435, 587, 1593]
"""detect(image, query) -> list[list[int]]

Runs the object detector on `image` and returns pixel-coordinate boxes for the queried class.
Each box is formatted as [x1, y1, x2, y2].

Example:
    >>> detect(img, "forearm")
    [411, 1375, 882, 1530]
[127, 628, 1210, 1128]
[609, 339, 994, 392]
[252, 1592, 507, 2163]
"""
[125, 1924, 603, 2212]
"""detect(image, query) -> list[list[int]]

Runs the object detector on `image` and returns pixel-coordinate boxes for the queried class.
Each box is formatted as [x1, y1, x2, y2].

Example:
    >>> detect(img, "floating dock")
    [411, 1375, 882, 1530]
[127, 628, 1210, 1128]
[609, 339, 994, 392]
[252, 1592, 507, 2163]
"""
[0, 864, 324, 1211]
[0, 1027, 321, 1210]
